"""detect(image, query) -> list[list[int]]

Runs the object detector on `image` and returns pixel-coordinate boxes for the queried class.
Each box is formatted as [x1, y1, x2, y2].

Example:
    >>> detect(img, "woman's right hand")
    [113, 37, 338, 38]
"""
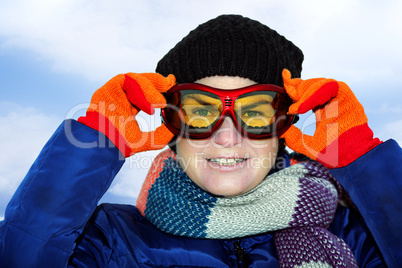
[78, 73, 176, 157]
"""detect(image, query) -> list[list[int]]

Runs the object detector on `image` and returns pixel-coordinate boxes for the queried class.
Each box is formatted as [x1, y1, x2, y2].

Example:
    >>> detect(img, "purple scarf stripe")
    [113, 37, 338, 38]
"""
[275, 161, 358, 267]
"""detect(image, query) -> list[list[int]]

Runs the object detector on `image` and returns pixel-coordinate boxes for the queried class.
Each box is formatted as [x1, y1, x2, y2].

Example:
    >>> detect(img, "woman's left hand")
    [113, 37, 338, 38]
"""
[281, 69, 381, 168]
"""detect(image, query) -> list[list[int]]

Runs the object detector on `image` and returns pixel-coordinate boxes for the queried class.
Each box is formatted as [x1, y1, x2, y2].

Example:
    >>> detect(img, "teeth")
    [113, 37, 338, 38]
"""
[209, 158, 246, 166]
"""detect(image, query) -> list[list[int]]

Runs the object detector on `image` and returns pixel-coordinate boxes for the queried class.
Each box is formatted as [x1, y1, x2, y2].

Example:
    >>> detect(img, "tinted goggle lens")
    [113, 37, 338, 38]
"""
[162, 84, 294, 139]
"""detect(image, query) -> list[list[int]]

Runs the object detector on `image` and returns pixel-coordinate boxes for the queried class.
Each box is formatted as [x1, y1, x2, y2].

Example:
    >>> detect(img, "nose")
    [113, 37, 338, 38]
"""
[211, 117, 242, 147]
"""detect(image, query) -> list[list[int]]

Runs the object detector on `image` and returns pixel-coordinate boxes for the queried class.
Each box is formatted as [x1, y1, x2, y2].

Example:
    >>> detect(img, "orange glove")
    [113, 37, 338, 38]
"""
[78, 73, 176, 157]
[281, 69, 381, 168]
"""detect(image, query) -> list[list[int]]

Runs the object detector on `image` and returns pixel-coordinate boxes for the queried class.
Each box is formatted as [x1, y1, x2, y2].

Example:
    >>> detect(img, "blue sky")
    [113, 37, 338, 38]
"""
[1, 0, 401, 218]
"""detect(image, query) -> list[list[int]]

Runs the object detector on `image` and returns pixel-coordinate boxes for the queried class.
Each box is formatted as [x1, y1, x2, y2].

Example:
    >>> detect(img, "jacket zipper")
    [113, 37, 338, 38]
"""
[233, 240, 249, 268]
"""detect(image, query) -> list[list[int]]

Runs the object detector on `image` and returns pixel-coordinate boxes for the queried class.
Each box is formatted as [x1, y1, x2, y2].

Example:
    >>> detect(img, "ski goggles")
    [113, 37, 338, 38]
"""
[161, 83, 296, 139]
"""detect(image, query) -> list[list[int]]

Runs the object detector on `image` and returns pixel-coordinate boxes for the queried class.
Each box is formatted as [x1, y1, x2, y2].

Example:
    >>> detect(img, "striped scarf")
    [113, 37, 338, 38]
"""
[136, 149, 358, 267]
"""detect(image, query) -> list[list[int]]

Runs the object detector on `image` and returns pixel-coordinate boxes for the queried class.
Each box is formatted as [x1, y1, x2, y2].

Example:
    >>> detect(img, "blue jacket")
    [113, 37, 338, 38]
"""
[0, 120, 401, 267]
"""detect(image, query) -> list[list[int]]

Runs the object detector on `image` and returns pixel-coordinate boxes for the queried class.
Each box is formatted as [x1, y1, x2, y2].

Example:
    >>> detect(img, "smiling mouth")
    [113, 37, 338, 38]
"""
[206, 158, 248, 166]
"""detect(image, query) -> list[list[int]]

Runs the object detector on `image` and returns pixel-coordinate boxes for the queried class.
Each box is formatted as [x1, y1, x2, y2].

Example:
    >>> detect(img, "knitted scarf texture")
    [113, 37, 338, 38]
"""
[136, 149, 358, 267]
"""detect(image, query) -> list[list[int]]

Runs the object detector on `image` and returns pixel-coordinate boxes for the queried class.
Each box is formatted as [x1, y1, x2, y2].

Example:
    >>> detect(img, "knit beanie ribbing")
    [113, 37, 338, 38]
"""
[156, 14, 304, 86]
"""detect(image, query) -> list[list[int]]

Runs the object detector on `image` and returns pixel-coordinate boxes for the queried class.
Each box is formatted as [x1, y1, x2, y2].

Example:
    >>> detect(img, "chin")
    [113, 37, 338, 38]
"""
[200, 174, 257, 197]
[207, 188, 242, 197]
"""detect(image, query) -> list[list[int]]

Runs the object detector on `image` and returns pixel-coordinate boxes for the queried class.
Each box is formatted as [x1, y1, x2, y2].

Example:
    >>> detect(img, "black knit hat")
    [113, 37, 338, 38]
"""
[156, 14, 303, 86]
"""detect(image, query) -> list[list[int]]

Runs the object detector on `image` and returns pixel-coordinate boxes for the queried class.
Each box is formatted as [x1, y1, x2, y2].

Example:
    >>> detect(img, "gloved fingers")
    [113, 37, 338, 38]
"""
[122, 75, 156, 115]
[139, 73, 176, 93]
[289, 80, 339, 115]
[123, 73, 176, 115]
[147, 124, 174, 149]
[281, 125, 312, 158]
[281, 69, 303, 101]
[282, 71, 382, 168]
[128, 125, 174, 156]
[282, 69, 339, 115]
[282, 124, 327, 161]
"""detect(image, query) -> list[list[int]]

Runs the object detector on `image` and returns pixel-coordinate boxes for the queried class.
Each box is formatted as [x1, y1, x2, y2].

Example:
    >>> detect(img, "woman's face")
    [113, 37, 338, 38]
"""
[176, 76, 279, 197]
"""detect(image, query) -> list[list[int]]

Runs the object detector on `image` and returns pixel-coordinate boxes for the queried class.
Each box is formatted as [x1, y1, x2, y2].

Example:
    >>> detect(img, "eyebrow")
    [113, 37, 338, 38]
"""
[239, 101, 272, 110]
[182, 95, 221, 106]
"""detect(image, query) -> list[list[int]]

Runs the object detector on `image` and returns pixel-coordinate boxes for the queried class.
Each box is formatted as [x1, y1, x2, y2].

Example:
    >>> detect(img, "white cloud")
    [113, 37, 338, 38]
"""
[105, 149, 165, 200]
[1, 0, 401, 84]
[376, 102, 402, 114]
[1, 0, 401, 214]
[290, 1, 402, 83]
[101, 110, 167, 203]
[0, 102, 61, 206]
[0, 101, 167, 215]
[378, 120, 402, 147]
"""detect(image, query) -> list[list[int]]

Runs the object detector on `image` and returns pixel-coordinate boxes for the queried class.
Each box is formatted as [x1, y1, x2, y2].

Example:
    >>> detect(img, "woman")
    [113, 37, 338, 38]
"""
[1, 14, 401, 267]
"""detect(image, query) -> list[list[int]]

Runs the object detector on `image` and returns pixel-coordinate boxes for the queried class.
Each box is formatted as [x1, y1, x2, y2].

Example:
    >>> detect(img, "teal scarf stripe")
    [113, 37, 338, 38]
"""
[144, 157, 217, 238]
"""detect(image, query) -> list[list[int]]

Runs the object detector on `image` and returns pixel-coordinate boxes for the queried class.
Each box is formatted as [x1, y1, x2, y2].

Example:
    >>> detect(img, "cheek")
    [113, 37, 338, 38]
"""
[247, 138, 279, 172]
[176, 138, 205, 175]
[176, 137, 206, 159]
[247, 138, 279, 156]
[245, 137, 278, 151]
